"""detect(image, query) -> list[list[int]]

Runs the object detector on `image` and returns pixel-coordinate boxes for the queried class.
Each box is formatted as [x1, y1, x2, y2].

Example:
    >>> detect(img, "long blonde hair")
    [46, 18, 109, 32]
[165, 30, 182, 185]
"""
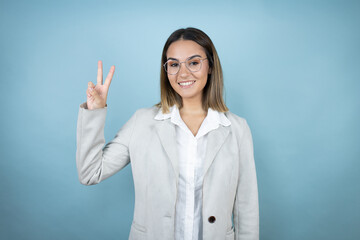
[155, 27, 228, 114]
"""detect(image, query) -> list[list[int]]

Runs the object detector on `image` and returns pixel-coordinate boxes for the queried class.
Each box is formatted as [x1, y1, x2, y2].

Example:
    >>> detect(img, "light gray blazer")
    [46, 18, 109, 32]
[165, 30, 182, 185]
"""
[76, 102, 259, 240]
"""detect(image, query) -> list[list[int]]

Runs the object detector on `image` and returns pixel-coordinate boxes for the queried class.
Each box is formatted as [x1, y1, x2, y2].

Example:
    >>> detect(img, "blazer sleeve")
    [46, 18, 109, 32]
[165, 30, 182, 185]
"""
[234, 120, 259, 240]
[76, 102, 137, 185]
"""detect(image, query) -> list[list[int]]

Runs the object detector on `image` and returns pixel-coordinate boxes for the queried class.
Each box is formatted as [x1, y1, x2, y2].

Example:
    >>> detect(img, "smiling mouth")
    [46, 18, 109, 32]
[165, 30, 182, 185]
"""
[178, 80, 196, 86]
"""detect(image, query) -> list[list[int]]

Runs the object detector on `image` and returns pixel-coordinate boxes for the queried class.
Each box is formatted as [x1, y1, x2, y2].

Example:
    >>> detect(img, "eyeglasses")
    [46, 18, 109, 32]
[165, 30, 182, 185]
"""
[163, 57, 208, 75]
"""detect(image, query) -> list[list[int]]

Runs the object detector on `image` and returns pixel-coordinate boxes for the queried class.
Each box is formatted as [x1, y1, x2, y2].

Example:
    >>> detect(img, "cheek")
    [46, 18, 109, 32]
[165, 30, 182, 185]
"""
[199, 64, 210, 77]
[168, 75, 176, 82]
[168, 76, 178, 88]
[195, 68, 209, 82]
[168, 75, 176, 85]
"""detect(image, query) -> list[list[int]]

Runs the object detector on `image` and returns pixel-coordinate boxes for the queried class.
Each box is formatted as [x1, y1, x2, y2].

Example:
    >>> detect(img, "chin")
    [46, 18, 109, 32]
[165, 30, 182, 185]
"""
[177, 91, 202, 100]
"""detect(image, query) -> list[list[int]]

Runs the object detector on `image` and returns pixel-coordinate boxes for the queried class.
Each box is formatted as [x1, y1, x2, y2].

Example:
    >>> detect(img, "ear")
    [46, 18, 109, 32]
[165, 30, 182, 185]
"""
[208, 67, 212, 74]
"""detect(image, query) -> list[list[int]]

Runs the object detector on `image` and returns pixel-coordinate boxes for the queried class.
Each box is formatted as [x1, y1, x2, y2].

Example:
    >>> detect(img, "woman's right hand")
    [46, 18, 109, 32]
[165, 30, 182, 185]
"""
[86, 60, 115, 110]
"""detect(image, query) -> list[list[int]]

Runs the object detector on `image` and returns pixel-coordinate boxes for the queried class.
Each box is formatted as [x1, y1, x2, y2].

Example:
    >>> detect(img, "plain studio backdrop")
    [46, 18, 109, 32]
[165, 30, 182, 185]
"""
[0, 0, 359, 239]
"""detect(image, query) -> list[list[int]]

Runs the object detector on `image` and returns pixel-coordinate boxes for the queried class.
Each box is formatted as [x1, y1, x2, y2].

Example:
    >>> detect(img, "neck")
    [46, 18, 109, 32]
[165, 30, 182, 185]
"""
[179, 95, 207, 116]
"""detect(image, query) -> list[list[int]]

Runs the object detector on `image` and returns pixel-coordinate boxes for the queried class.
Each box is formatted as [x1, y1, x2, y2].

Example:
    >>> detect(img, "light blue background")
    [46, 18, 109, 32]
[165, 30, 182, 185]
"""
[1, 0, 359, 239]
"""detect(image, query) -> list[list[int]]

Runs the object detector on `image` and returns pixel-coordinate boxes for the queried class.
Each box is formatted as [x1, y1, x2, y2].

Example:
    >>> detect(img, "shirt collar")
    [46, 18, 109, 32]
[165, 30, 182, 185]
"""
[154, 105, 231, 127]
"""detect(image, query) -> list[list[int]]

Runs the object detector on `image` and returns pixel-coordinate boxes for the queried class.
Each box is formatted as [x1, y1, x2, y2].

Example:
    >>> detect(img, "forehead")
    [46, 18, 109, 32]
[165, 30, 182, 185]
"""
[166, 40, 206, 60]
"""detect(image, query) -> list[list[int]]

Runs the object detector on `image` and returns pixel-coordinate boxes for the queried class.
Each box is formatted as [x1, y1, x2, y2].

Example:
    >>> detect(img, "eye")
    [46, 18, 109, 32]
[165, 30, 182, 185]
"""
[188, 58, 201, 66]
[167, 60, 179, 68]
[189, 61, 199, 66]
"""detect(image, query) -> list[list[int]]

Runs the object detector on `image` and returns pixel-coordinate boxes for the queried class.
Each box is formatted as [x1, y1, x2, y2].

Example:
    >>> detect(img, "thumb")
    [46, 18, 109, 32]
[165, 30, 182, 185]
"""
[88, 81, 95, 89]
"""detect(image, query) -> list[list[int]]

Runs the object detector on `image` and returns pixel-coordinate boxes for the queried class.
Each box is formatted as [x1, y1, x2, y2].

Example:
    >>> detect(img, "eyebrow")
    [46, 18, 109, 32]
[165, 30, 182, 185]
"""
[167, 54, 202, 61]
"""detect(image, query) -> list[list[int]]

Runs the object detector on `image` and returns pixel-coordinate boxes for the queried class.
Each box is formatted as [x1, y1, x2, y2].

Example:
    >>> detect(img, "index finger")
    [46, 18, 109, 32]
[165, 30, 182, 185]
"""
[104, 65, 115, 87]
[97, 60, 103, 85]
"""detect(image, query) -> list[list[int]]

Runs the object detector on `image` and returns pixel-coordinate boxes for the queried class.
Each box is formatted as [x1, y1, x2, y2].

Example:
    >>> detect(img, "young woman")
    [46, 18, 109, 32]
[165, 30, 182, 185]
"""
[76, 27, 259, 240]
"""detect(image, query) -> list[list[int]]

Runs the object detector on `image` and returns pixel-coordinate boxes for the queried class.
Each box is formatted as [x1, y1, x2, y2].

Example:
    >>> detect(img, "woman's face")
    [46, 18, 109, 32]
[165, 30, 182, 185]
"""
[166, 40, 210, 102]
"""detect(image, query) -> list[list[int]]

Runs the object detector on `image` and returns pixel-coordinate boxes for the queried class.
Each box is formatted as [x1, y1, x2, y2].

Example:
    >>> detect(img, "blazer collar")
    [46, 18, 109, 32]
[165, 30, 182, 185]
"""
[154, 105, 231, 127]
[154, 105, 231, 186]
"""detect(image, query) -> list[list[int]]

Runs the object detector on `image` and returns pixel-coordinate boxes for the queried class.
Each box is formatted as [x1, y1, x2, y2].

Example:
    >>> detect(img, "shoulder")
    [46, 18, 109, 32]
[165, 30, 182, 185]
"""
[131, 105, 161, 123]
[135, 105, 159, 116]
[122, 106, 160, 132]
[224, 111, 249, 128]
[224, 110, 253, 139]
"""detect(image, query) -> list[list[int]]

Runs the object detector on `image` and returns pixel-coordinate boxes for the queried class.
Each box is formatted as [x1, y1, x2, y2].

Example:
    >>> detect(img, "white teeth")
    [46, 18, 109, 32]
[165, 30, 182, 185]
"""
[179, 81, 195, 86]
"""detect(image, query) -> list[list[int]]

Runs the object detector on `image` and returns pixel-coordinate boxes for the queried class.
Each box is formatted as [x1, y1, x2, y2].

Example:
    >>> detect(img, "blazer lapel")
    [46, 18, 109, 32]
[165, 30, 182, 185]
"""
[203, 125, 230, 177]
[155, 119, 230, 185]
[155, 120, 179, 184]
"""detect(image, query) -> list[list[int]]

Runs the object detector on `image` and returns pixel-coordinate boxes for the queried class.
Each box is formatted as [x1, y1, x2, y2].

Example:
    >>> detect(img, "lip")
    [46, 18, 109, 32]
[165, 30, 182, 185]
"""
[177, 80, 196, 89]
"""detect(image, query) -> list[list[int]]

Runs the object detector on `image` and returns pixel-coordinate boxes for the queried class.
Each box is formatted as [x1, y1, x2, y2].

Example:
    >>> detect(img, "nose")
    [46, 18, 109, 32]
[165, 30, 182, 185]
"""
[178, 62, 190, 77]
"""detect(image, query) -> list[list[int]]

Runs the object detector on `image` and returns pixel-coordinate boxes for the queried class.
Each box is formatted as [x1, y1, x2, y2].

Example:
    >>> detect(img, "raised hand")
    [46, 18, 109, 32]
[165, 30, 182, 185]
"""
[86, 60, 115, 110]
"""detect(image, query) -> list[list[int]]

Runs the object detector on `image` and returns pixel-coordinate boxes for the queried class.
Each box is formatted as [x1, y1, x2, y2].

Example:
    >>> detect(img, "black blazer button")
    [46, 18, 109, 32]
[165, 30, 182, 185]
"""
[208, 216, 216, 223]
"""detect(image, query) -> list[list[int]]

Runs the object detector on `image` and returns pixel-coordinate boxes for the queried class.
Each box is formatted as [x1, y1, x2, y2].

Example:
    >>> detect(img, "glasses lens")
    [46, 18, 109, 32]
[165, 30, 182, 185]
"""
[165, 60, 179, 74]
[186, 58, 202, 72]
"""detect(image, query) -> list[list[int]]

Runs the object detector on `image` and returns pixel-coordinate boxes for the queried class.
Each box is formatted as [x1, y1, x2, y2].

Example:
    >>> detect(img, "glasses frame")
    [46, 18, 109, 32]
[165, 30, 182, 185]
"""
[163, 57, 208, 75]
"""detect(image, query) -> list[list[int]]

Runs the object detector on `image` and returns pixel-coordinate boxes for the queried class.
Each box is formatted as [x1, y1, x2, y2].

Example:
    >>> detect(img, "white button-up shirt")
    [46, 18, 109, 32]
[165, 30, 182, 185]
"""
[154, 105, 231, 240]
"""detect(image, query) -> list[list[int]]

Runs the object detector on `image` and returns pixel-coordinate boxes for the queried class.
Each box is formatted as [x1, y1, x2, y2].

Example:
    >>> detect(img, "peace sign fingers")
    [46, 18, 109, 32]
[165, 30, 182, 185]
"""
[96, 60, 115, 88]
[104, 65, 115, 87]
[97, 60, 103, 85]
[86, 61, 115, 110]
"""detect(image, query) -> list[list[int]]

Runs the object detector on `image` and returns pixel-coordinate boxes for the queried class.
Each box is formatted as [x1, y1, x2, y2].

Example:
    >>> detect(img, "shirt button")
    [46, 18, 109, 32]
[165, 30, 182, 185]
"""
[208, 216, 216, 223]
